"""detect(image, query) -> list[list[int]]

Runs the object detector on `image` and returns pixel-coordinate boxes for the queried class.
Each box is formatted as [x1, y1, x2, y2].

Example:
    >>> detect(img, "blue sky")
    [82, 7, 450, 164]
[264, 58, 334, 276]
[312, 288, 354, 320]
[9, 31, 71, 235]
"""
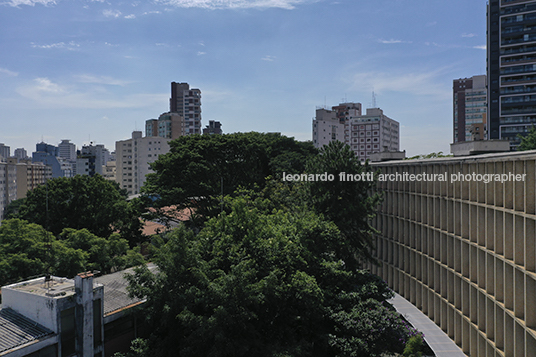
[0, 0, 486, 157]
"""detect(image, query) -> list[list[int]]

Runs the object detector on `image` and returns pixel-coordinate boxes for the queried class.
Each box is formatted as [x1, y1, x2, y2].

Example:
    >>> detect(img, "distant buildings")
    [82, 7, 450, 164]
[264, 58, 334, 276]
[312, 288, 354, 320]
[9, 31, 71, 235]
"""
[487, 0, 536, 148]
[13, 148, 27, 159]
[0, 144, 10, 160]
[0, 158, 50, 221]
[77, 144, 110, 177]
[203, 120, 223, 135]
[313, 102, 400, 163]
[115, 131, 170, 196]
[146, 112, 185, 139]
[58, 139, 76, 161]
[170, 82, 202, 135]
[453, 75, 487, 143]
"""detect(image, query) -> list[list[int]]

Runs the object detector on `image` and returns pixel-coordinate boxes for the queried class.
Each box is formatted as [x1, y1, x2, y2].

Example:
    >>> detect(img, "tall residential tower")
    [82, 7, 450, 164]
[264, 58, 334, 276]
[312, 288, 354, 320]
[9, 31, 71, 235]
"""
[453, 75, 487, 143]
[487, 0, 536, 148]
[170, 82, 201, 135]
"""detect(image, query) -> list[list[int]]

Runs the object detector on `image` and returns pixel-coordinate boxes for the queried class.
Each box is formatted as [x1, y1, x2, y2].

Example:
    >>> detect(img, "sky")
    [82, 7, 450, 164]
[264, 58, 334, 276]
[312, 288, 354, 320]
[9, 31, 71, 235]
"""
[0, 0, 487, 157]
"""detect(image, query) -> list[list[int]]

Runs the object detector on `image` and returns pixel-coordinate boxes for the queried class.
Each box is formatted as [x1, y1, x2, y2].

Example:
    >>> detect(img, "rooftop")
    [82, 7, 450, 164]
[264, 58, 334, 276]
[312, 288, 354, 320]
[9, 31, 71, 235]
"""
[0, 308, 54, 354]
[95, 263, 157, 316]
[7, 276, 77, 298]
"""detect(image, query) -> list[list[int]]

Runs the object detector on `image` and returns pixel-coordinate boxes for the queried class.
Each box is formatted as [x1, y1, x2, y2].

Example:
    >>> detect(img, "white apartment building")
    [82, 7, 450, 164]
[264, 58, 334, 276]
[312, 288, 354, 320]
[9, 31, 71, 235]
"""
[58, 139, 76, 161]
[115, 131, 170, 196]
[313, 103, 399, 163]
[346, 108, 400, 163]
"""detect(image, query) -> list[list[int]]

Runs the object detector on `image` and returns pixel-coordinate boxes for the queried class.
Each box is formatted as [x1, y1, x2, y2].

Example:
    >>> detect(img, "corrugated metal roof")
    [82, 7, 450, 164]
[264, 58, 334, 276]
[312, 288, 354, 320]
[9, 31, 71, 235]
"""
[0, 308, 54, 353]
[95, 263, 157, 316]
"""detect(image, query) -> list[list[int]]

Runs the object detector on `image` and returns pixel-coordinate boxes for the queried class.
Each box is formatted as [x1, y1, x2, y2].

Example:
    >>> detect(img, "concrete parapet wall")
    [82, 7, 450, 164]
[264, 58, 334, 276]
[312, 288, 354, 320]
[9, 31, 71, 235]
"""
[369, 152, 536, 357]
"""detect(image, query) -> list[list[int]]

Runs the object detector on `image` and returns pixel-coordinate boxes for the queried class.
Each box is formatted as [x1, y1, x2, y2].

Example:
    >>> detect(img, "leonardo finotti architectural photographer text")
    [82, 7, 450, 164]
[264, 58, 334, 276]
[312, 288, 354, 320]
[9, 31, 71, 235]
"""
[282, 171, 527, 184]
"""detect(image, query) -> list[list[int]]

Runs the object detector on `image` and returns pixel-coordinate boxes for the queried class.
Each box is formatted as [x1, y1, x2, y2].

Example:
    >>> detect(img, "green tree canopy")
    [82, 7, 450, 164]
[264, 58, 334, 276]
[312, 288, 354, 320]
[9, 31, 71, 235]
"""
[0, 219, 145, 286]
[517, 126, 536, 151]
[125, 194, 418, 357]
[8, 175, 142, 243]
[141, 132, 317, 223]
[304, 140, 381, 265]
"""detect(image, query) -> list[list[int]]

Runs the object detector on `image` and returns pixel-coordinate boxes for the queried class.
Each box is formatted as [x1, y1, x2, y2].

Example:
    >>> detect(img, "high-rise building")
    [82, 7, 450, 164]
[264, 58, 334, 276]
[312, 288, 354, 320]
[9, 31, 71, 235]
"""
[0, 143, 10, 160]
[313, 102, 399, 163]
[453, 75, 488, 143]
[169, 82, 201, 134]
[203, 120, 223, 135]
[146, 112, 185, 139]
[58, 139, 76, 161]
[312, 107, 346, 148]
[115, 131, 171, 196]
[345, 108, 400, 163]
[13, 148, 27, 159]
[487, 0, 536, 148]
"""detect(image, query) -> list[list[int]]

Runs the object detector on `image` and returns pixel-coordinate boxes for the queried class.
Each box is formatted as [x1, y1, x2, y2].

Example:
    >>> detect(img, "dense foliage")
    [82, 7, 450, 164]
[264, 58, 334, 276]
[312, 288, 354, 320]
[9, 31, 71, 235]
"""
[304, 140, 381, 265]
[517, 126, 536, 151]
[115, 136, 424, 357]
[141, 132, 317, 224]
[125, 194, 419, 357]
[0, 219, 144, 286]
[6, 175, 142, 243]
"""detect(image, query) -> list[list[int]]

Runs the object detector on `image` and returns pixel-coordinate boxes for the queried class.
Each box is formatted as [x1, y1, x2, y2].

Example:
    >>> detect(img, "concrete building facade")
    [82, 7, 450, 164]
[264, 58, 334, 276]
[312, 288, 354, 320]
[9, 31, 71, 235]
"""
[0, 264, 156, 356]
[346, 107, 399, 163]
[454, 75, 488, 143]
[169, 82, 201, 135]
[146, 112, 185, 140]
[487, 0, 536, 148]
[58, 140, 76, 161]
[115, 131, 170, 196]
[203, 120, 223, 135]
[369, 151, 536, 357]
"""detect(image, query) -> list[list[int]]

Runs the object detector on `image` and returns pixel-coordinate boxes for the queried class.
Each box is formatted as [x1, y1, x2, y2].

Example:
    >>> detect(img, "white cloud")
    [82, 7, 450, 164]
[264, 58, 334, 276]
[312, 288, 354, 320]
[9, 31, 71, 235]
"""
[3, 0, 56, 7]
[474, 45, 486, 50]
[154, 0, 315, 10]
[33, 77, 65, 93]
[0, 68, 18, 77]
[124, 14, 136, 19]
[348, 69, 451, 100]
[31, 41, 80, 50]
[142, 10, 161, 15]
[261, 55, 276, 61]
[378, 39, 412, 44]
[16, 78, 167, 109]
[103, 9, 122, 18]
[73, 74, 132, 86]
[197, 51, 206, 55]
[462, 33, 477, 38]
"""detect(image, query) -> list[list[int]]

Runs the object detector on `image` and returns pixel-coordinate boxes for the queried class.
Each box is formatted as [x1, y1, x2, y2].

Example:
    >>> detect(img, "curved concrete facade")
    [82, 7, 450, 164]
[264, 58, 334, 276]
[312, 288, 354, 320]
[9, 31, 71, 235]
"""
[369, 151, 536, 357]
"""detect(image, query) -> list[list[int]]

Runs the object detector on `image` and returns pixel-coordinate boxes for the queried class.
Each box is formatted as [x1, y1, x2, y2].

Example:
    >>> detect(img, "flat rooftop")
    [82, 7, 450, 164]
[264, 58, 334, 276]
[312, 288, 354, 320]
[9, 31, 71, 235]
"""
[7, 276, 78, 298]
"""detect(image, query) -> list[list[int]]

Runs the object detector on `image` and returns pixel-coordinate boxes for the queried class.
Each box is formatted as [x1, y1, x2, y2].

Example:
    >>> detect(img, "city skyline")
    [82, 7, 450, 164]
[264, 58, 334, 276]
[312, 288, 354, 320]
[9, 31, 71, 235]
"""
[0, 0, 487, 156]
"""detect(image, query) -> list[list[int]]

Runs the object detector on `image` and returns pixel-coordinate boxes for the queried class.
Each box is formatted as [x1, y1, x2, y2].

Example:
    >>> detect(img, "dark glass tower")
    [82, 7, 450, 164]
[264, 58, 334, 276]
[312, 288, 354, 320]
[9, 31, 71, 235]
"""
[488, 0, 536, 149]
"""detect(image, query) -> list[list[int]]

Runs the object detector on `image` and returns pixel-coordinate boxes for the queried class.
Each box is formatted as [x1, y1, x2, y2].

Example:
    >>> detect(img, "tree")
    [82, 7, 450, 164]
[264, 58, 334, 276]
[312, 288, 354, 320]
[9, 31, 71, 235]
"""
[0, 219, 145, 286]
[141, 132, 317, 225]
[304, 140, 381, 265]
[60, 228, 145, 274]
[10, 175, 142, 243]
[405, 151, 452, 160]
[517, 126, 536, 151]
[0, 219, 86, 285]
[125, 195, 418, 357]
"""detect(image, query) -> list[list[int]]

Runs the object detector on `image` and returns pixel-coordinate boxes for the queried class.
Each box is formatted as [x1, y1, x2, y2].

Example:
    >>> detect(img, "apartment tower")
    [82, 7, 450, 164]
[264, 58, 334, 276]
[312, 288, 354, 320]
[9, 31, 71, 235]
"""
[170, 82, 201, 135]
[487, 0, 536, 148]
[454, 75, 488, 143]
